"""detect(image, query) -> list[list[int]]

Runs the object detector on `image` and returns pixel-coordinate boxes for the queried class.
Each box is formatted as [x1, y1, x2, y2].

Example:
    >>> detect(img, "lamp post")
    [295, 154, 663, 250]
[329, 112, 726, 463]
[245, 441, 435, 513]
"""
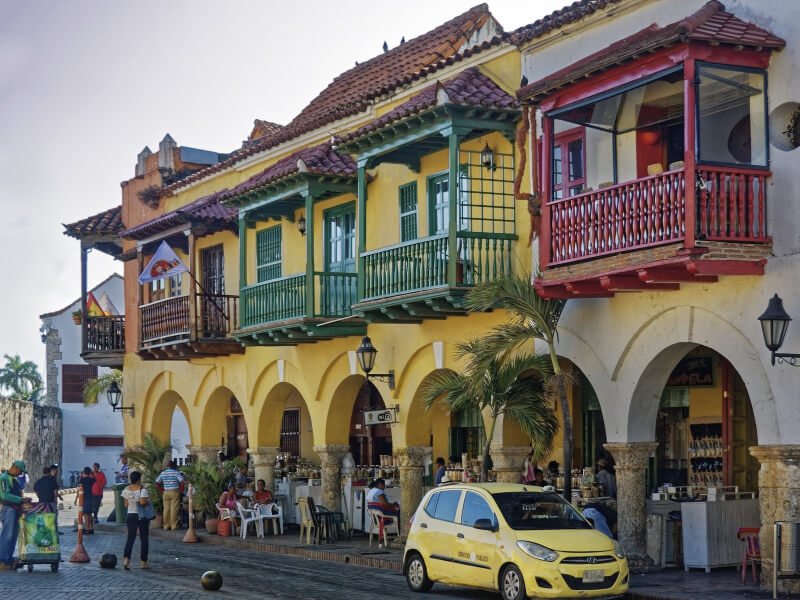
[758, 293, 800, 367]
[355, 336, 395, 389]
[107, 380, 135, 415]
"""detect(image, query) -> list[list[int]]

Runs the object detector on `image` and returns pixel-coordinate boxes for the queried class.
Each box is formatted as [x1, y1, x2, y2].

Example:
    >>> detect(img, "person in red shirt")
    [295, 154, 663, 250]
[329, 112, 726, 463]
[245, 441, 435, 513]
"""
[91, 463, 107, 523]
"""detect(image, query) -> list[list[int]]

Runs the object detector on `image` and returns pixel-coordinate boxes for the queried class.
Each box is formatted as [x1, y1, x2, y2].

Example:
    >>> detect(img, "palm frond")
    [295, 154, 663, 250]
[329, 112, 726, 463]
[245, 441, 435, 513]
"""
[83, 370, 123, 405]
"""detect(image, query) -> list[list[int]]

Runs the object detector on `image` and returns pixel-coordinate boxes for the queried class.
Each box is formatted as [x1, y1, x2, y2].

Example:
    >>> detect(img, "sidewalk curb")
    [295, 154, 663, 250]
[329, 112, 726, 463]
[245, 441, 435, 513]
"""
[96, 524, 404, 572]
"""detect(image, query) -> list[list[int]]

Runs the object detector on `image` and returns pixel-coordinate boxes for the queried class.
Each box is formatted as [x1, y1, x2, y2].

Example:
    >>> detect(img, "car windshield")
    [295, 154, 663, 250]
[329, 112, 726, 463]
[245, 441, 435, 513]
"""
[492, 492, 592, 531]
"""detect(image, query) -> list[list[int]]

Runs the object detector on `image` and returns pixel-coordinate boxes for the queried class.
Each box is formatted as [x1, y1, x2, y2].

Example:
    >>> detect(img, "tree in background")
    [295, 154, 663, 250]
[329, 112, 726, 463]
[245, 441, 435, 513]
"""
[0, 354, 43, 402]
[419, 338, 558, 482]
[466, 273, 572, 499]
[82, 369, 123, 405]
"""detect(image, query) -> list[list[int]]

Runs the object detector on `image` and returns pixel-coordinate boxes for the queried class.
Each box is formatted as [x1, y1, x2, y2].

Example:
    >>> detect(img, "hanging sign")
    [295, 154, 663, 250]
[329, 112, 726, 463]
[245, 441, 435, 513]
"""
[364, 408, 397, 426]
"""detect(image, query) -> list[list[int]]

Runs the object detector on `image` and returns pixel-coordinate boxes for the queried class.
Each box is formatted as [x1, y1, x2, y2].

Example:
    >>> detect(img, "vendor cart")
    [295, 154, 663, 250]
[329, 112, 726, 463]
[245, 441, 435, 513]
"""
[17, 503, 60, 572]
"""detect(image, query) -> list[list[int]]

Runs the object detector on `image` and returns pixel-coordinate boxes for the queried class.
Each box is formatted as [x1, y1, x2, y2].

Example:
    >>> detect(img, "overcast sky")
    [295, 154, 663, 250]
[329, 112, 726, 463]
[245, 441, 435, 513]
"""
[0, 0, 565, 374]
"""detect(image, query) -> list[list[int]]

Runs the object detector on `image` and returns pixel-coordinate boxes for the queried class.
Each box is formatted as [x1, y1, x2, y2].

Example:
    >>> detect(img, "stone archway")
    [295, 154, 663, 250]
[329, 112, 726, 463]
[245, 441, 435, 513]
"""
[198, 386, 253, 462]
[146, 389, 192, 458]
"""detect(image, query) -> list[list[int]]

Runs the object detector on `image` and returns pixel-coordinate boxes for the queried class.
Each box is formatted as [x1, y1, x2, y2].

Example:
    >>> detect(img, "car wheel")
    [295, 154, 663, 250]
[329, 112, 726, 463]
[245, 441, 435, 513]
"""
[406, 553, 434, 592]
[501, 564, 527, 600]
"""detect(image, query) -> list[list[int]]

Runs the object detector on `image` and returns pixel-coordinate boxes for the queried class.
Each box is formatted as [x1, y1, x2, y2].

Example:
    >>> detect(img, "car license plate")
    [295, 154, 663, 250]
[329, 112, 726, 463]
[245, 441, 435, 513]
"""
[582, 569, 605, 583]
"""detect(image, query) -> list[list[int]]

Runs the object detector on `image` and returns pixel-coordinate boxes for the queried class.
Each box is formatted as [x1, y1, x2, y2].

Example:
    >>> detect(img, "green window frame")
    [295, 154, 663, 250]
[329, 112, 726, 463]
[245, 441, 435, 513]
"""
[256, 225, 282, 282]
[427, 167, 470, 235]
[399, 182, 418, 242]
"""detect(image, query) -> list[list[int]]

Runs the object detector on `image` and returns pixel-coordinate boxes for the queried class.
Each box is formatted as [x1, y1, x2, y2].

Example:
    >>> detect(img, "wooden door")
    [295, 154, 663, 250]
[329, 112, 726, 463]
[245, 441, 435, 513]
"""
[323, 204, 356, 314]
[200, 244, 226, 336]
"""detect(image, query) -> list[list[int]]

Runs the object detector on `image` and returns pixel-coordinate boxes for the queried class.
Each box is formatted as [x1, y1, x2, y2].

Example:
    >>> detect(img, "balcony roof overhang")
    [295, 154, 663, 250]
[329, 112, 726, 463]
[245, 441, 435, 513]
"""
[63, 205, 125, 258]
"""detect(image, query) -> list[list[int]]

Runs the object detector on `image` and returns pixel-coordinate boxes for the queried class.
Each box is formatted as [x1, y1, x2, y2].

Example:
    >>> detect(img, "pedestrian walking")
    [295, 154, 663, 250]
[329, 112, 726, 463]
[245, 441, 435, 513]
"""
[116, 454, 129, 484]
[121, 471, 150, 570]
[155, 460, 184, 530]
[0, 460, 31, 570]
[76, 467, 95, 534]
[91, 462, 107, 522]
[34, 467, 59, 512]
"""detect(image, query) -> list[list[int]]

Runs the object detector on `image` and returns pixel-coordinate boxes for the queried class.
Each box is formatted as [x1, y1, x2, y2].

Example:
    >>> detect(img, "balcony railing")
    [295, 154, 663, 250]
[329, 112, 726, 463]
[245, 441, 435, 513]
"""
[140, 293, 238, 346]
[361, 232, 515, 301]
[85, 315, 125, 352]
[547, 166, 769, 266]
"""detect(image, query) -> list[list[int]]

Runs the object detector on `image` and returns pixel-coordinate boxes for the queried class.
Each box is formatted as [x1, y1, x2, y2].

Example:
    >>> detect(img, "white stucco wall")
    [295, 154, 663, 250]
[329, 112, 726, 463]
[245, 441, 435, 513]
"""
[522, 0, 800, 447]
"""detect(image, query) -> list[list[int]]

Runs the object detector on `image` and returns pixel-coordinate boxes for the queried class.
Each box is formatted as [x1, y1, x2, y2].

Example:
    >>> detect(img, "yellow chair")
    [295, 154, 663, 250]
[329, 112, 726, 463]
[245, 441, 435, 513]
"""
[297, 497, 317, 544]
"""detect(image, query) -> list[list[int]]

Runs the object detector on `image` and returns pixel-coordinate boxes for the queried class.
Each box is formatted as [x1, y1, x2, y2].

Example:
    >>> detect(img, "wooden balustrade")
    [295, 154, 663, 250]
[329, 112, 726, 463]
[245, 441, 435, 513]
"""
[316, 271, 357, 317]
[140, 293, 238, 345]
[85, 316, 125, 352]
[241, 275, 305, 328]
[547, 166, 769, 267]
[197, 294, 239, 338]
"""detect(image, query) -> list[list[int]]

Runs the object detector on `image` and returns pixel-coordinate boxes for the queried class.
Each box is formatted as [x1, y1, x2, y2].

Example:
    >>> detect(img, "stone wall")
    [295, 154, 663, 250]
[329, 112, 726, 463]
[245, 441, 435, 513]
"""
[0, 398, 62, 490]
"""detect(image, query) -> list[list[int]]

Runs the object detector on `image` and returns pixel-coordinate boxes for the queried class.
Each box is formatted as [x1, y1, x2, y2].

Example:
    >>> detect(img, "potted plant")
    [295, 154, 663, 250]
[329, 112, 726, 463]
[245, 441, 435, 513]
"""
[72, 310, 82, 325]
[180, 458, 243, 534]
[123, 433, 173, 527]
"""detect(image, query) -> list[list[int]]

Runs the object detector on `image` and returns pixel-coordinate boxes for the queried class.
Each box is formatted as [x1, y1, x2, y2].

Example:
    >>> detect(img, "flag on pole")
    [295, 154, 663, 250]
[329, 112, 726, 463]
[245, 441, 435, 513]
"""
[98, 292, 120, 316]
[86, 292, 106, 317]
[138, 241, 188, 285]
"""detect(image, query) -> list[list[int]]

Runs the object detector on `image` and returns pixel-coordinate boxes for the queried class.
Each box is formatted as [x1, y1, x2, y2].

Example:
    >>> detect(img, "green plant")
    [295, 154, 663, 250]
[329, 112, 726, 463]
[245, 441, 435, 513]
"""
[123, 433, 173, 514]
[0, 354, 43, 403]
[419, 338, 558, 482]
[180, 458, 244, 516]
[82, 369, 122, 406]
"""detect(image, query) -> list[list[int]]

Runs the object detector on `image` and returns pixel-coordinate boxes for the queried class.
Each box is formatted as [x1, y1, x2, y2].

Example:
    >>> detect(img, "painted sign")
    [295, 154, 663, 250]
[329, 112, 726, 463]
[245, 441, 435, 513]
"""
[666, 356, 714, 387]
[364, 408, 397, 426]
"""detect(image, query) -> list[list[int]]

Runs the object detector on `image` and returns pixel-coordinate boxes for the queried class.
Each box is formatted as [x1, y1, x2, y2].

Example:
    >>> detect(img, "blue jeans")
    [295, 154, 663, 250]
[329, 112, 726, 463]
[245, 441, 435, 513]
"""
[0, 505, 20, 565]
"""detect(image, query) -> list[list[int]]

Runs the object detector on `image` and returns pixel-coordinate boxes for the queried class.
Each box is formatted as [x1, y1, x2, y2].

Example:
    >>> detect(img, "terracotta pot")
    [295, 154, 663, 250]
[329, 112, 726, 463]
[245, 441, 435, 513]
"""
[216, 519, 232, 537]
[205, 518, 218, 534]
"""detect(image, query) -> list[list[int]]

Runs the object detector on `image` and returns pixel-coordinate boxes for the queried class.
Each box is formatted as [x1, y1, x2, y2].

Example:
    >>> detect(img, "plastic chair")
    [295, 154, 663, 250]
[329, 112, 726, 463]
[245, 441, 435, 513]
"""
[297, 497, 317, 544]
[215, 503, 237, 536]
[368, 508, 399, 548]
[256, 503, 284, 535]
[737, 527, 761, 584]
[306, 497, 331, 543]
[236, 501, 264, 540]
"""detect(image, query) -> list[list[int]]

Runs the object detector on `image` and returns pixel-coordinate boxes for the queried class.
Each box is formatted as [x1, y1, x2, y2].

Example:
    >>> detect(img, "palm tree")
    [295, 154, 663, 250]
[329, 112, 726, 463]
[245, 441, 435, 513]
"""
[465, 273, 573, 498]
[419, 339, 558, 482]
[0, 354, 43, 402]
[82, 369, 123, 405]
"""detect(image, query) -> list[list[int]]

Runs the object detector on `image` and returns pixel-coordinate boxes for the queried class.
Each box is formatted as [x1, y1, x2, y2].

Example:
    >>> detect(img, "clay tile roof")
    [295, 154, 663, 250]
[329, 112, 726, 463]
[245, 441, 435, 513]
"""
[336, 67, 518, 145]
[245, 120, 285, 146]
[518, 0, 785, 103]
[63, 205, 123, 240]
[508, 0, 624, 45]
[221, 142, 356, 202]
[159, 4, 504, 195]
[120, 192, 237, 240]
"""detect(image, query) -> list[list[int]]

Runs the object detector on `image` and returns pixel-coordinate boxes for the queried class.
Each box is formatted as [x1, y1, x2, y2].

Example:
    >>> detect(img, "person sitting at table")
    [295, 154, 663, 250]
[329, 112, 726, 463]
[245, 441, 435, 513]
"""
[253, 479, 272, 504]
[219, 484, 238, 513]
[366, 478, 400, 519]
[532, 468, 550, 487]
[234, 466, 249, 491]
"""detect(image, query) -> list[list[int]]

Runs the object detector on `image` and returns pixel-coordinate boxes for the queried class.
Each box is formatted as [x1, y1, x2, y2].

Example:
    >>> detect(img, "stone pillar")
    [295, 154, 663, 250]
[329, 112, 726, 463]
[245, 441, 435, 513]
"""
[313, 445, 350, 512]
[248, 446, 280, 492]
[604, 441, 658, 567]
[395, 446, 431, 532]
[490, 445, 530, 483]
[186, 445, 219, 464]
[750, 445, 800, 593]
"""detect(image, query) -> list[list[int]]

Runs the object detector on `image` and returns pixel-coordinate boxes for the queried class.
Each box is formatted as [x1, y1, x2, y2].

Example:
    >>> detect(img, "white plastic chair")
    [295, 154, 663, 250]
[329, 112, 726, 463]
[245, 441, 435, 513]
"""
[257, 503, 284, 535]
[236, 501, 264, 539]
[215, 503, 237, 536]
[297, 497, 317, 544]
[368, 509, 399, 547]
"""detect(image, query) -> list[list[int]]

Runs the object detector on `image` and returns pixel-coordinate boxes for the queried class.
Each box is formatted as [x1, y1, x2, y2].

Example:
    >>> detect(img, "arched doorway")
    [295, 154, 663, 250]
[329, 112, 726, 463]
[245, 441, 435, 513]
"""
[349, 381, 392, 466]
[200, 387, 250, 463]
[170, 407, 191, 463]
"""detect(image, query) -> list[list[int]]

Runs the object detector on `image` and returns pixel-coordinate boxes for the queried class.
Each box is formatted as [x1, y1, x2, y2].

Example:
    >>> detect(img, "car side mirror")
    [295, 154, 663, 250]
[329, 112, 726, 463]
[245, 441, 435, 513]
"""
[473, 518, 497, 531]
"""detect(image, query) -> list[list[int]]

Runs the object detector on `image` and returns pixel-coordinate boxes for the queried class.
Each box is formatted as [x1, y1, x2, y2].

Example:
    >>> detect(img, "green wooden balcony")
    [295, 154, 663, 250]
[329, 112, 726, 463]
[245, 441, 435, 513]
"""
[355, 231, 516, 322]
[237, 271, 366, 345]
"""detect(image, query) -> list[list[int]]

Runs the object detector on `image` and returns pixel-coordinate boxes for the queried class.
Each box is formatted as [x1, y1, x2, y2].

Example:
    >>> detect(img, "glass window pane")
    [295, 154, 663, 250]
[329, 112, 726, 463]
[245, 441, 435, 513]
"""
[432, 490, 461, 522]
[568, 139, 584, 181]
[461, 492, 494, 527]
[698, 66, 767, 167]
[424, 492, 440, 517]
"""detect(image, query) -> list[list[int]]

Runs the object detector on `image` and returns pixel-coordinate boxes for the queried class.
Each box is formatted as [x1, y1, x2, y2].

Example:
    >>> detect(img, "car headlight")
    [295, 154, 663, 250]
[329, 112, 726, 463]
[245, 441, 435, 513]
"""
[517, 541, 559, 562]
[613, 540, 626, 559]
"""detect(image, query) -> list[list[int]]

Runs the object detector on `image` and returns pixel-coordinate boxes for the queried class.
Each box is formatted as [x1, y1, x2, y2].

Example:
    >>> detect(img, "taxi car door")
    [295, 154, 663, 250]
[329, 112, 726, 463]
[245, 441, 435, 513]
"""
[417, 489, 463, 584]
[454, 491, 499, 588]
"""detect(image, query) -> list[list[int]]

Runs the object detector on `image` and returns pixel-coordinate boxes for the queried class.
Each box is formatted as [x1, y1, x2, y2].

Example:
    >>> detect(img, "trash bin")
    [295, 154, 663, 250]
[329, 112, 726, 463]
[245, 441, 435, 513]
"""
[113, 483, 127, 526]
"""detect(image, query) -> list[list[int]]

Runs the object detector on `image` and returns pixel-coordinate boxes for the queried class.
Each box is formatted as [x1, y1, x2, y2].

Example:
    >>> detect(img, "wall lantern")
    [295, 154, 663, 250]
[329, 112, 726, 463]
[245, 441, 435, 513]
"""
[481, 143, 496, 172]
[758, 293, 800, 367]
[107, 380, 135, 416]
[356, 335, 395, 389]
[40, 322, 52, 344]
[297, 215, 307, 237]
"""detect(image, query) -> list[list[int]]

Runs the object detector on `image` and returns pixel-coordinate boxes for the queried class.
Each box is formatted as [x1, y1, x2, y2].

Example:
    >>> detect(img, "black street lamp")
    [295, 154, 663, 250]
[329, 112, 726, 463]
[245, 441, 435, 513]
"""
[107, 380, 135, 415]
[758, 294, 800, 367]
[355, 335, 395, 389]
[481, 143, 496, 172]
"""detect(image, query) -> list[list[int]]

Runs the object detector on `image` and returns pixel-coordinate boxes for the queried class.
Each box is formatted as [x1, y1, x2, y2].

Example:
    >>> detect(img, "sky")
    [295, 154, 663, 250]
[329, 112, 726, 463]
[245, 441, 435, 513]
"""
[0, 0, 566, 374]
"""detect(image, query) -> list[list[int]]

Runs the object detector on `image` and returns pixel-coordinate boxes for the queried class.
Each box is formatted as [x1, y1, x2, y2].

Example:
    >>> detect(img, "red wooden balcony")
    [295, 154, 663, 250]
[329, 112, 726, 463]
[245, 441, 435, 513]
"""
[538, 165, 770, 298]
[81, 315, 125, 367]
[138, 293, 243, 359]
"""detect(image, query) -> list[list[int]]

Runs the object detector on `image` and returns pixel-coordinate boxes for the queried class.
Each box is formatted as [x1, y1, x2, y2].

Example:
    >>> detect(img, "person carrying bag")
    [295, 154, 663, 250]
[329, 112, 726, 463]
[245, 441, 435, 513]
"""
[121, 471, 151, 570]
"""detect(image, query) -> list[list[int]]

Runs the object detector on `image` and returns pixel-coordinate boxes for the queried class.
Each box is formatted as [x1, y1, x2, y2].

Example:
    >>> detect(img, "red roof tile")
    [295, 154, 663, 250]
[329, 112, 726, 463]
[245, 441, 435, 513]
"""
[63, 205, 123, 239]
[519, 0, 785, 103]
[336, 67, 518, 145]
[508, 0, 624, 45]
[120, 192, 236, 240]
[159, 4, 504, 195]
[221, 142, 356, 203]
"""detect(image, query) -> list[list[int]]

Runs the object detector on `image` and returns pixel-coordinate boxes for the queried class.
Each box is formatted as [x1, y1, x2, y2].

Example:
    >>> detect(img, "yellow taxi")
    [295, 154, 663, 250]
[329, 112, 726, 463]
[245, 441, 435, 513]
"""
[403, 483, 628, 600]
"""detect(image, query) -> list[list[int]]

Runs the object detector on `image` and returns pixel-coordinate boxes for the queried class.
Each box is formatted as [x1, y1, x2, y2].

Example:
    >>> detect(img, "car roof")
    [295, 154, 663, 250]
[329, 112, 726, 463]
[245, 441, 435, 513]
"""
[433, 482, 547, 494]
